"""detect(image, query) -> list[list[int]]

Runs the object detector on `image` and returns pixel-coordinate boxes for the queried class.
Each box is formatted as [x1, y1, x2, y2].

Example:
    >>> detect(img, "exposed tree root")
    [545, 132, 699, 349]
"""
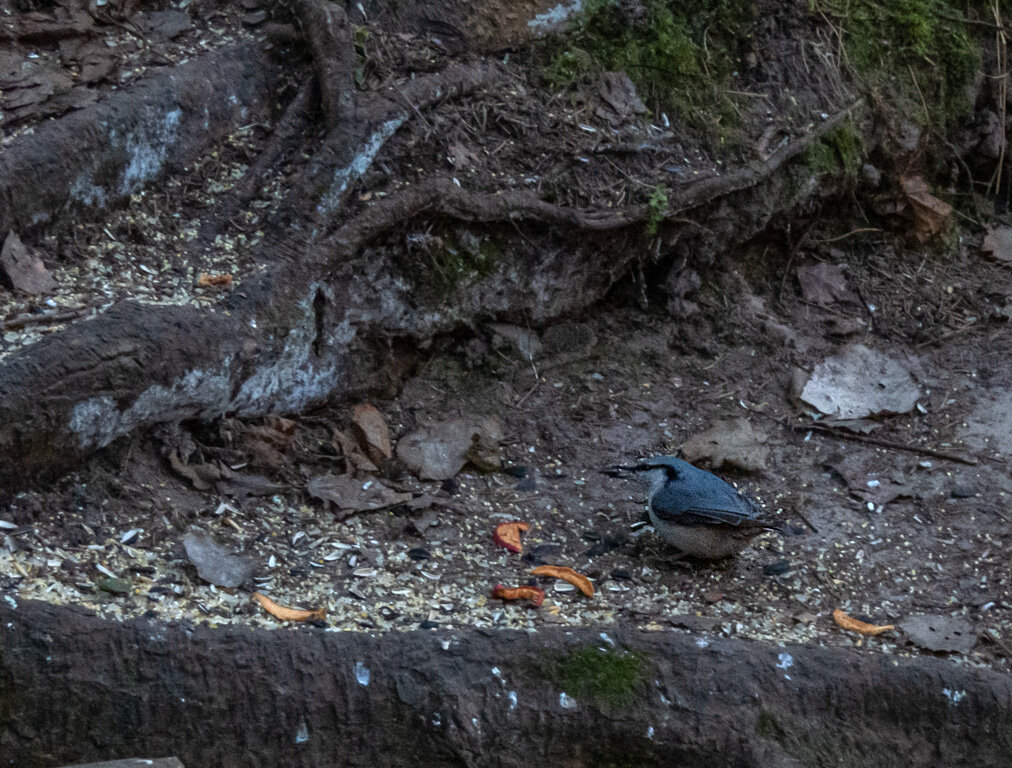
[2, 599, 1011, 768]
[291, 0, 355, 128]
[323, 104, 858, 260]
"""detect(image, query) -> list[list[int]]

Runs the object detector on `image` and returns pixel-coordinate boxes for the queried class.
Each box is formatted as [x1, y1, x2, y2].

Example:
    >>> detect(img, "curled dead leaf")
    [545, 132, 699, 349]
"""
[253, 592, 326, 622]
[530, 565, 594, 597]
[197, 273, 233, 288]
[833, 608, 894, 636]
[493, 521, 531, 553]
[491, 583, 545, 608]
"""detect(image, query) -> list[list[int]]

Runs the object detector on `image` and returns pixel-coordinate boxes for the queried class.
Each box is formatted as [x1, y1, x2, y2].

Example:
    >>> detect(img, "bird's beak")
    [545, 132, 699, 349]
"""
[602, 464, 643, 476]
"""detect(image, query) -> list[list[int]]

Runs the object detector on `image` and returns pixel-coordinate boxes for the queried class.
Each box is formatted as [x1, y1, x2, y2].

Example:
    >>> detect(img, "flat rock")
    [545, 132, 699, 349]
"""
[801, 344, 921, 420]
[958, 389, 1012, 455]
[134, 11, 192, 40]
[900, 615, 977, 654]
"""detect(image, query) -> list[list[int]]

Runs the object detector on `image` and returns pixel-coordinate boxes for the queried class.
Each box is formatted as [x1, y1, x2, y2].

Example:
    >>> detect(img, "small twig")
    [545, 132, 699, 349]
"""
[796, 510, 820, 534]
[393, 84, 433, 129]
[930, 8, 1005, 30]
[982, 630, 1012, 659]
[915, 325, 974, 349]
[0, 308, 87, 332]
[514, 378, 541, 408]
[790, 422, 978, 466]
[906, 64, 931, 125]
[815, 227, 882, 244]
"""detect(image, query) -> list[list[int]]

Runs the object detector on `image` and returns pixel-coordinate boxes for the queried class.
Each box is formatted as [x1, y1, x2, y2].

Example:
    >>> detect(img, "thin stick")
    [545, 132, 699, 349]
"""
[982, 630, 1012, 659]
[790, 422, 978, 466]
[514, 379, 541, 408]
[0, 308, 87, 332]
[796, 511, 820, 534]
[816, 227, 882, 244]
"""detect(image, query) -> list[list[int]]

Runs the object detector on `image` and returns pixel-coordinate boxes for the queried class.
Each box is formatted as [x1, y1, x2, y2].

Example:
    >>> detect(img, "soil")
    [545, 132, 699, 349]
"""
[4, 231, 1012, 668]
[1, 0, 1012, 764]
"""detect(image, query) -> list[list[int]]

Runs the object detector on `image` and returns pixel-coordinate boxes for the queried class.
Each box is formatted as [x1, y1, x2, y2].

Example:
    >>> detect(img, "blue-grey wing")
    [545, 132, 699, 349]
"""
[651, 475, 764, 527]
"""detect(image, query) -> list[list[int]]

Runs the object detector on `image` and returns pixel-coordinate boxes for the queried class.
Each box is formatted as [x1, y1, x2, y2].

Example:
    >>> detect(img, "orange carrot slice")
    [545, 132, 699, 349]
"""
[491, 583, 545, 607]
[833, 609, 894, 636]
[493, 521, 531, 553]
[253, 592, 326, 622]
[531, 565, 595, 597]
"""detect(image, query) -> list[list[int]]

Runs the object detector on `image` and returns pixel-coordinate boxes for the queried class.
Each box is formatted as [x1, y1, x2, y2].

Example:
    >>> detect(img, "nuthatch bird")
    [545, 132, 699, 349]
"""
[616, 456, 784, 560]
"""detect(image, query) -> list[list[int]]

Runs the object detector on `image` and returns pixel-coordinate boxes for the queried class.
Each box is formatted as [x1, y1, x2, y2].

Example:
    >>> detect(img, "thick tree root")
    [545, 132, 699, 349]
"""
[0, 43, 281, 235]
[291, 0, 355, 128]
[1, 599, 1010, 768]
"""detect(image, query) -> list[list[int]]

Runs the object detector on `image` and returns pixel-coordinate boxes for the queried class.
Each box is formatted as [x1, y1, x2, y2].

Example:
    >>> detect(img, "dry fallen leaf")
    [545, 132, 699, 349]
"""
[1, 230, 58, 294]
[493, 521, 531, 553]
[531, 565, 595, 597]
[491, 584, 545, 607]
[197, 273, 233, 288]
[833, 608, 895, 636]
[681, 417, 770, 473]
[901, 176, 952, 244]
[351, 403, 392, 465]
[306, 473, 410, 520]
[253, 592, 326, 622]
[796, 262, 857, 306]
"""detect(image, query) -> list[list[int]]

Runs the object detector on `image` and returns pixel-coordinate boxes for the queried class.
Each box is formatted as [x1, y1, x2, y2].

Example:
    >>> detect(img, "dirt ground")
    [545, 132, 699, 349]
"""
[3, 223, 1011, 670]
[1, 0, 1011, 676]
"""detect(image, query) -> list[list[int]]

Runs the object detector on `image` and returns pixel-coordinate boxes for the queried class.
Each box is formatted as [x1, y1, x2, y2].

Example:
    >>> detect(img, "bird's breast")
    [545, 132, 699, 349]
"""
[648, 508, 757, 559]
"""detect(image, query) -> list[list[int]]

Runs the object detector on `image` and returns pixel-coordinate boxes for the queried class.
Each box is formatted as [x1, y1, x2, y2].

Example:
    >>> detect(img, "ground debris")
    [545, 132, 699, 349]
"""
[351, 403, 392, 466]
[796, 262, 857, 306]
[1, 232, 57, 295]
[253, 591, 325, 623]
[981, 226, 1012, 265]
[183, 530, 255, 588]
[531, 565, 594, 597]
[901, 176, 952, 244]
[596, 71, 647, 125]
[397, 416, 502, 479]
[307, 473, 410, 519]
[681, 418, 769, 472]
[833, 609, 894, 636]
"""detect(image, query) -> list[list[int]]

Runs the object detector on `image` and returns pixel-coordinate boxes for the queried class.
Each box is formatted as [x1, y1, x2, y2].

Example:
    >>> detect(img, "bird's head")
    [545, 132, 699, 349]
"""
[610, 455, 693, 492]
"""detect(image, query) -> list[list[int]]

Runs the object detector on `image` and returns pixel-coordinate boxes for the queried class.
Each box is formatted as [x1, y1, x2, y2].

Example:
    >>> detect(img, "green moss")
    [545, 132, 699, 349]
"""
[427, 237, 499, 288]
[645, 184, 668, 236]
[810, 0, 999, 127]
[406, 230, 503, 301]
[541, 0, 754, 132]
[804, 123, 864, 177]
[549, 646, 647, 709]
